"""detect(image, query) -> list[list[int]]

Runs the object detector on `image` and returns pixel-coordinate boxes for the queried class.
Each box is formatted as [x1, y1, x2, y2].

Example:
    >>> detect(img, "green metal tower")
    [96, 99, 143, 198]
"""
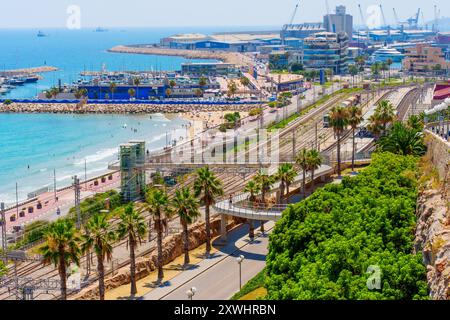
[119, 141, 146, 202]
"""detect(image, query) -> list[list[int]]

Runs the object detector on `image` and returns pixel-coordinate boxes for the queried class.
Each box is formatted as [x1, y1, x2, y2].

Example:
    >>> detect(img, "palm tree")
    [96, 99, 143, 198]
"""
[227, 81, 237, 98]
[193, 166, 224, 257]
[386, 58, 393, 81]
[307, 149, 322, 190]
[117, 204, 147, 295]
[347, 105, 363, 172]
[254, 171, 275, 205]
[109, 82, 117, 100]
[348, 64, 359, 87]
[375, 100, 396, 134]
[82, 214, 116, 300]
[145, 188, 170, 282]
[133, 77, 140, 99]
[244, 180, 260, 206]
[40, 220, 81, 300]
[276, 163, 297, 201]
[199, 76, 207, 88]
[368, 114, 383, 139]
[172, 187, 200, 266]
[296, 148, 309, 198]
[240, 76, 250, 87]
[128, 88, 136, 100]
[377, 121, 426, 156]
[329, 106, 348, 176]
[169, 80, 177, 89]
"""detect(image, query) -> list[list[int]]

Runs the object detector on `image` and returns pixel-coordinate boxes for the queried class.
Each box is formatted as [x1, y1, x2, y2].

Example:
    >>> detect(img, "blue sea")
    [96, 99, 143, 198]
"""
[0, 26, 269, 204]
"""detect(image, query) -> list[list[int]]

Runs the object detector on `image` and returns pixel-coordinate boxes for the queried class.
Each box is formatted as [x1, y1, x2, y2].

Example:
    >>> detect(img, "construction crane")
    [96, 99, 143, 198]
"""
[282, 1, 301, 44]
[325, 0, 333, 32]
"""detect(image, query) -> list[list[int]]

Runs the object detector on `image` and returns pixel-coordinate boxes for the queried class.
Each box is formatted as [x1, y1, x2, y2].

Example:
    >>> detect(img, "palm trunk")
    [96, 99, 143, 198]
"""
[248, 219, 254, 240]
[205, 203, 211, 257]
[156, 214, 164, 282]
[58, 249, 67, 300]
[182, 220, 190, 265]
[260, 220, 264, 233]
[279, 182, 285, 202]
[351, 128, 355, 172]
[97, 253, 105, 300]
[302, 169, 306, 198]
[311, 168, 316, 190]
[129, 237, 137, 295]
[337, 133, 342, 176]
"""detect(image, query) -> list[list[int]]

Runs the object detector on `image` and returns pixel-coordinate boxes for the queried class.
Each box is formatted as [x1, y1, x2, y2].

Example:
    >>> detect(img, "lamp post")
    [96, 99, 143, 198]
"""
[236, 255, 245, 290]
[186, 287, 197, 300]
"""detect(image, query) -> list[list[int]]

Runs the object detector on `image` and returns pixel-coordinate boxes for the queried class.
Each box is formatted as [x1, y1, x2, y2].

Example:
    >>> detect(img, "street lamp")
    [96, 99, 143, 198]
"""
[186, 287, 197, 300]
[236, 255, 245, 290]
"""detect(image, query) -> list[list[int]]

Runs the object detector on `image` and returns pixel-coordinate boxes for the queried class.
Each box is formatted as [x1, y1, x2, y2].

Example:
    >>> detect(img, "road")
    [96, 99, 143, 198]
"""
[144, 221, 274, 300]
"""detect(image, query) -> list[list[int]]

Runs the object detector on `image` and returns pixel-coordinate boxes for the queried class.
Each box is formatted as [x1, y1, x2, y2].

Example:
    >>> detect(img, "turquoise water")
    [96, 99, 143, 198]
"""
[0, 27, 220, 99]
[0, 113, 188, 205]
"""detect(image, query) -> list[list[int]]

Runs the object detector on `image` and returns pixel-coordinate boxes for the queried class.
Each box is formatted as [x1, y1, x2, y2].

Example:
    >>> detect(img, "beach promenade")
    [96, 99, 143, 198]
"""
[2, 171, 120, 234]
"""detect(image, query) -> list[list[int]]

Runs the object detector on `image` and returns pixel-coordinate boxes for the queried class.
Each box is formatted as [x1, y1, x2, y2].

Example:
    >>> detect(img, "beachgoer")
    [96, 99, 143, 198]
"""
[56, 207, 61, 216]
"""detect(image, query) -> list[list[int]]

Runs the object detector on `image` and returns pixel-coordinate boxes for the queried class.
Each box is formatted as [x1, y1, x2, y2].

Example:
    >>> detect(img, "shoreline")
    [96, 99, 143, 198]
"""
[108, 45, 254, 68]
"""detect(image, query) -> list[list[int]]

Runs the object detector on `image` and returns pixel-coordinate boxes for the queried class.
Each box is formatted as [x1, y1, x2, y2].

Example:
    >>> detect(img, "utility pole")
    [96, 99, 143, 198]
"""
[53, 169, 57, 201]
[73, 176, 81, 229]
[1, 202, 7, 262]
[315, 122, 319, 151]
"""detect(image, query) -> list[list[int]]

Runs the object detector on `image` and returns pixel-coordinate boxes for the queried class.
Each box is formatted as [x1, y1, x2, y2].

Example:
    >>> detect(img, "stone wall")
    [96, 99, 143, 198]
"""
[72, 215, 245, 300]
[424, 130, 450, 179]
[415, 132, 450, 299]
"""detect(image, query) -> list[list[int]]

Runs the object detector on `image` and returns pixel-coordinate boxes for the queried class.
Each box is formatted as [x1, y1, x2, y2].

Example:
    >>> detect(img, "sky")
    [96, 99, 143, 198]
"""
[0, 0, 448, 29]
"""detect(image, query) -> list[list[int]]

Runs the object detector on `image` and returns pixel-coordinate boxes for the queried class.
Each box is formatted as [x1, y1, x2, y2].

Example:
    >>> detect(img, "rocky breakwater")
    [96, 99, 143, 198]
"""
[0, 102, 256, 114]
[71, 216, 245, 300]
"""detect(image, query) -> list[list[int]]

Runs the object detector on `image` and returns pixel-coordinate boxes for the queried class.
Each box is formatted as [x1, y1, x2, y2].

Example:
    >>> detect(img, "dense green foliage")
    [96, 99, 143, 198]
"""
[377, 122, 426, 156]
[231, 269, 267, 300]
[68, 190, 122, 222]
[0, 261, 6, 276]
[266, 153, 428, 300]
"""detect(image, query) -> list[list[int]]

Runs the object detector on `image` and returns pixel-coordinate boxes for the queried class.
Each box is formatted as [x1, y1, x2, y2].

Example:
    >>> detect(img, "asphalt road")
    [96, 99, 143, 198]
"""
[145, 221, 273, 301]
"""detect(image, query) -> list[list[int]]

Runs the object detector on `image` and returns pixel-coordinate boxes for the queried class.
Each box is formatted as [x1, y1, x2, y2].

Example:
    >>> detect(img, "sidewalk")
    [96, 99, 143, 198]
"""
[142, 221, 274, 300]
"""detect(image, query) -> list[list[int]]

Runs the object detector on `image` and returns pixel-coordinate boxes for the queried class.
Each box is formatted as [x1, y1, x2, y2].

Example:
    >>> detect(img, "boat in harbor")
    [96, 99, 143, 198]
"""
[25, 75, 39, 83]
[94, 27, 108, 32]
[7, 77, 26, 85]
[37, 30, 47, 37]
[371, 46, 405, 63]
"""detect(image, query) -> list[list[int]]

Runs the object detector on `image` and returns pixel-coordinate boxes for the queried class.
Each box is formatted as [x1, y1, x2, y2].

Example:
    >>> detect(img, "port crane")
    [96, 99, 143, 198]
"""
[379, 5, 387, 29]
[393, 8, 400, 28]
[281, 1, 301, 44]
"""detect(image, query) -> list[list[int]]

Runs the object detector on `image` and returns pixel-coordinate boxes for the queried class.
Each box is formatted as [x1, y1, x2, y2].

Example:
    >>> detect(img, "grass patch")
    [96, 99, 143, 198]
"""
[230, 269, 267, 300]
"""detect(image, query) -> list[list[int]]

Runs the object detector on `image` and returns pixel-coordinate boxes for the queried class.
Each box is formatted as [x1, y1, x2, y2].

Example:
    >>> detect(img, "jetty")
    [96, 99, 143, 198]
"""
[0, 66, 58, 76]
[108, 45, 254, 68]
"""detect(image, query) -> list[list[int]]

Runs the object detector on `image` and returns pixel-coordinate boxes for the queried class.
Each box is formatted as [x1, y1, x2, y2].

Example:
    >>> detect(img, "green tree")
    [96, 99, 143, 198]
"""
[169, 80, 177, 88]
[172, 187, 201, 265]
[117, 204, 147, 295]
[329, 106, 348, 176]
[276, 163, 297, 201]
[244, 180, 261, 206]
[193, 166, 224, 257]
[109, 82, 117, 100]
[254, 171, 275, 205]
[377, 122, 426, 156]
[199, 76, 207, 88]
[165, 88, 172, 97]
[0, 261, 6, 277]
[40, 220, 81, 300]
[348, 64, 359, 87]
[296, 148, 309, 197]
[306, 149, 322, 189]
[375, 100, 396, 134]
[240, 76, 250, 87]
[82, 214, 116, 300]
[386, 58, 393, 81]
[407, 114, 424, 132]
[347, 105, 364, 171]
[227, 81, 238, 98]
[145, 188, 171, 282]
[133, 77, 140, 99]
[128, 88, 136, 100]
